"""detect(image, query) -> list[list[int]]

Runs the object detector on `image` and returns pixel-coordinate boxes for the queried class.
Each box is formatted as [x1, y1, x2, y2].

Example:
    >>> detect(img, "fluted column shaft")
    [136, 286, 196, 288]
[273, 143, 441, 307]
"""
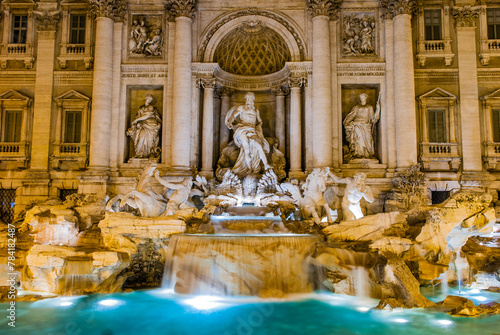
[170, 16, 193, 169]
[289, 84, 302, 173]
[89, 16, 114, 169]
[393, 13, 418, 168]
[312, 15, 332, 167]
[201, 79, 215, 176]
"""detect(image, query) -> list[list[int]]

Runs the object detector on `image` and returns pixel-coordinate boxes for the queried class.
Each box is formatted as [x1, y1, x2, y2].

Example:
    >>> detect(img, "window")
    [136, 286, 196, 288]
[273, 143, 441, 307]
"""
[11, 15, 28, 44]
[492, 109, 500, 142]
[424, 9, 441, 41]
[64, 110, 82, 143]
[0, 188, 16, 224]
[488, 9, 500, 40]
[428, 109, 446, 142]
[69, 14, 86, 44]
[4, 110, 22, 142]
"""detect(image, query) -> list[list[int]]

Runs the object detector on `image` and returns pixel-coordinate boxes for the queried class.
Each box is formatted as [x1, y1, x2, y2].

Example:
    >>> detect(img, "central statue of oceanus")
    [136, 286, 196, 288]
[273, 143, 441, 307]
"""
[216, 92, 286, 180]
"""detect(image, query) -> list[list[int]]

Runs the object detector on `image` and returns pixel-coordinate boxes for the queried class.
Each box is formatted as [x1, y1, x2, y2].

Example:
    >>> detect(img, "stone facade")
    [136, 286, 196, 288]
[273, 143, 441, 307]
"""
[0, 0, 499, 218]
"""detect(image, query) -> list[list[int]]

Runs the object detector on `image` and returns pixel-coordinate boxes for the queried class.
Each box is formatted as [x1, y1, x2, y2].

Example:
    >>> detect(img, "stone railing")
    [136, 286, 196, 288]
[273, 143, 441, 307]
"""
[51, 142, 88, 170]
[479, 40, 500, 65]
[483, 142, 500, 170]
[53, 143, 87, 156]
[416, 39, 454, 66]
[419, 142, 460, 171]
[7, 44, 29, 54]
[0, 142, 30, 168]
[57, 43, 93, 69]
[0, 44, 35, 69]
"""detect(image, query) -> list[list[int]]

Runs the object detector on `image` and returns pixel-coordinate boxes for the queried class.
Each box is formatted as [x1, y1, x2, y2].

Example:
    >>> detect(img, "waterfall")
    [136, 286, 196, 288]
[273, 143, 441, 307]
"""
[163, 234, 319, 296]
[439, 271, 448, 297]
[454, 251, 469, 294]
[354, 266, 369, 298]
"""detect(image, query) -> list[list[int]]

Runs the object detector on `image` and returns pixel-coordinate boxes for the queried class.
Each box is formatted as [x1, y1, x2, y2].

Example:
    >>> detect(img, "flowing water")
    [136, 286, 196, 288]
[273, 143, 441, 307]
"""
[163, 234, 319, 296]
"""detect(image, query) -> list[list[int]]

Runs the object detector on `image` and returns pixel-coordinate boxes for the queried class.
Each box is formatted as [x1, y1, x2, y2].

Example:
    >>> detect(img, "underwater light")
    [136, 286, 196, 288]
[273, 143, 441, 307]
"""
[392, 318, 409, 324]
[437, 320, 453, 326]
[474, 296, 488, 302]
[59, 301, 73, 307]
[356, 306, 370, 312]
[98, 299, 123, 307]
[183, 296, 226, 310]
[470, 289, 480, 294]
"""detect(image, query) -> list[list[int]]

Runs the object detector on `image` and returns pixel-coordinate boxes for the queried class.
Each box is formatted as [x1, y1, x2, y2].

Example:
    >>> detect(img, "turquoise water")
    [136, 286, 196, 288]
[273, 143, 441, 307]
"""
[1, 289, 499, 335]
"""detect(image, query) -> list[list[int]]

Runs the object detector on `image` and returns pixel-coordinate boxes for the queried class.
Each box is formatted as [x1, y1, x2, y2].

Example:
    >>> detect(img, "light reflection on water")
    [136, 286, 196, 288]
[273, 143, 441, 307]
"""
[2, 289, 499, 335]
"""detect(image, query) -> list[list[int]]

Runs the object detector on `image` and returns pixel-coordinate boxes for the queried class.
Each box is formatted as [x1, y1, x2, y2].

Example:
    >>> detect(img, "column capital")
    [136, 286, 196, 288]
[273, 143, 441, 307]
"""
[380, 0, 417, 19]
[200, 77, 216, 89]
[89, 0, 127, 20]
[215, 86, 235, 97]
[307, 0, 341, 20]
[452, 6, 481, 27]
[34, 10, 60, 31]
[288, 77, 307, 88]
[165, 0, 197, 20]
[272, 85, 290, 96]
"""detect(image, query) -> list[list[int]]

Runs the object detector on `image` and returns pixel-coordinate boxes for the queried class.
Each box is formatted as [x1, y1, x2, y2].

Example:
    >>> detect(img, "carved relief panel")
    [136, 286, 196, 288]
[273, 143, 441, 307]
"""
[127, 14, 165, 58]
[341, 10, 378, 59]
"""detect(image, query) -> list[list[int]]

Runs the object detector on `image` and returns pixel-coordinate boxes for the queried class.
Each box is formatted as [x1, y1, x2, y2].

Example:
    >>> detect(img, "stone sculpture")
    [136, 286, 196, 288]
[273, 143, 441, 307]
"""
[217, 92, 286, 180]
[127, 95, 161, 158]
[343, 93, 380, 161]
[341, 172, 374, 221]
[129, 18, 163, 56]
[342, 13, 376, 56]
[144, 29, 163, 56]
[154, 170, 193, 216]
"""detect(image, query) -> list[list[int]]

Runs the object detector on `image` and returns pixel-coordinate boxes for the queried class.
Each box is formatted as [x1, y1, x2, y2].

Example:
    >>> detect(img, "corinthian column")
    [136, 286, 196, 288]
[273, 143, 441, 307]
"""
[308, 0, 340, 168]
[288, 77, 305, 176]
[382, 0, 418, 169]
[200, 78, 215, 177]
[272, 86, 289, 154]
[453, 7, 483, 172]
[165, 0, 197, 171]
[87, 0, 124, 171]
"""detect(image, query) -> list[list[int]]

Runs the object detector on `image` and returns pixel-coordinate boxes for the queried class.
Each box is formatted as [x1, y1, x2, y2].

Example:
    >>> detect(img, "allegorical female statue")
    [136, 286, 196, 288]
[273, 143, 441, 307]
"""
[343, 93, 381, 160]
[127, 94, 161, 158]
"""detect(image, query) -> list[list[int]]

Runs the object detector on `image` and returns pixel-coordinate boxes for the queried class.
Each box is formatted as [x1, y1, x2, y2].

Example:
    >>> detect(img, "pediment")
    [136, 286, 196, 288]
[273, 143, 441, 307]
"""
[54, 90, 90, 102]
[0, 89, 31, 102]
[1, 0, 36, 8]
[481, 88, 500, 101]
[418, 87, 456, 101]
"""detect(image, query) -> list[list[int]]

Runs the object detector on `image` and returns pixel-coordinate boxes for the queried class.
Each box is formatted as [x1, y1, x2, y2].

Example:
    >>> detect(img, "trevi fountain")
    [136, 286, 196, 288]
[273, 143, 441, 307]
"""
[1, 90, 499, 335]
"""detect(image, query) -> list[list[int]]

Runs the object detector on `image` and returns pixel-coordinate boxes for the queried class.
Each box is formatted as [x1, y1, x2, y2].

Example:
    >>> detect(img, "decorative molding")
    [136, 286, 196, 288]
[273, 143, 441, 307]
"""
[214, 86, 235, 97]
[213, 64, 290, 91]
[272, 85, 290, 96]
[307, 0, 342, 19]
[89, 0, 127, 20]
[380, 0, 417, 19]
[33, 10, 60, 31]
[337, 63, 385, 77]
[200, 77, 216, 89]
[452, 6, 480, 27]
[198, 9, 305, 62]
[54, 71, 93, 85]
[164, 0, 197, 20]
[287, 77, 306, 88]
[0, 73, 36, 84]
[414, 69, 458, 78]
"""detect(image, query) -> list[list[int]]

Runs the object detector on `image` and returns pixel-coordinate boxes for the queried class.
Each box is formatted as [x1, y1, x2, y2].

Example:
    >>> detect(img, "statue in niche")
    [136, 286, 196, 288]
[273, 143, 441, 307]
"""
[343, 93, 380, 161]
[127, 94, 161, 158]
[341, 172, 374, 221]
[342, 13, 376, 56]
[216, 92, 286, 180]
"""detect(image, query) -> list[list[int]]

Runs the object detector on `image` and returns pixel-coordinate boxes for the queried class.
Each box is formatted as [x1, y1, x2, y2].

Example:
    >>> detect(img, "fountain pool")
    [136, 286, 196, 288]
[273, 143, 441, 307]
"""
[2, 288, 499, 335]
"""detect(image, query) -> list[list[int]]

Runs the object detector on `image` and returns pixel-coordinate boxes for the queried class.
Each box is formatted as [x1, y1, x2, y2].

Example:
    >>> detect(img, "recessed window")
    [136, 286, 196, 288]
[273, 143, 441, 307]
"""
[492, 109, 500, 142]
[3, 110, 22, 142]
[64, 110, 82, 143]
[69, 14, 86, 44]
[59, 188, 78, 201]
[488, 8, 500, 40]
[431, 190, 450, 204]
[424, 10, 441, 41]
[428, 109, 446, 143]
[11, 15, 27, 44]
[0, 188, 16, 224]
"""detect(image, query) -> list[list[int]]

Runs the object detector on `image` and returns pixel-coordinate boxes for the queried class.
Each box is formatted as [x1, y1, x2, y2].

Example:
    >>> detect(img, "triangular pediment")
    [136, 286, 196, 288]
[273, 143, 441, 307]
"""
[418, 87, 456, 100]
[481, 88, 500, 101]
[54, 90, 90, 102]
[60, 0, 89, 7]
[0, 89, 31, 102]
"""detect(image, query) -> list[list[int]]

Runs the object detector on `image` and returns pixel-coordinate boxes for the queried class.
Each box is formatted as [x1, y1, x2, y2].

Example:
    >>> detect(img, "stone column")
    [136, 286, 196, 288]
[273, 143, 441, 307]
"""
[383, 0, 418, 169]
[272, 86, 289, 154]
[31, 10, 59, 172]
[453, 7, 483, 173]
[308, 0, 338, 168]
[165, 0, 197, 171]
[288, 77, 305, 176]
[383, 16, 397, 171]
[200, 78, 215, 177]
[218, 87, 234, 153]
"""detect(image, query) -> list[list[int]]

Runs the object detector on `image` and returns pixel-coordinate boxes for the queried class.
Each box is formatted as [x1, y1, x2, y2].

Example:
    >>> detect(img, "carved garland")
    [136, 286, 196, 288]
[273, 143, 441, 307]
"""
[198, 9, 305, 62]
[89, 0, 127, 20]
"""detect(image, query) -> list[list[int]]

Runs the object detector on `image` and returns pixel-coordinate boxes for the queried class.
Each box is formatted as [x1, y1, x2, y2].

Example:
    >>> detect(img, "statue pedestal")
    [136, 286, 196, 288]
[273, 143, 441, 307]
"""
[341, 159, 387, 178]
